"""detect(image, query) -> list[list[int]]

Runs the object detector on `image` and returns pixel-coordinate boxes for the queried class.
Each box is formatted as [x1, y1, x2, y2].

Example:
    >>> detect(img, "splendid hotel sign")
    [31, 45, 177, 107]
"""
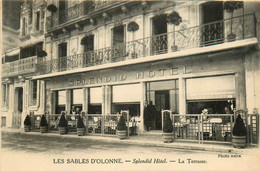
[68, 66, 191, 86]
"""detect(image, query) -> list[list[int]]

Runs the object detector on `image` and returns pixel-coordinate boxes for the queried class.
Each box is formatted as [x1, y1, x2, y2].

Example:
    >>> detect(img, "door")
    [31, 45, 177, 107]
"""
[201, 2, 224, 46]
[13, 87, 23, 128]
[58, 42, 67, 71]
[152, 14, 168, 54]
[59, 0, 68, 24]
[154, 90, 170, 130]
[112, 25, 126, 62]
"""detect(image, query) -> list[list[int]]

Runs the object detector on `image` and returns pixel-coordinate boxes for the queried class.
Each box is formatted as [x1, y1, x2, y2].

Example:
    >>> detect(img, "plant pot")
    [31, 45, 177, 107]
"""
[131, 53, 137, 59]
[59, 127, 67, 135]
[40, 126, 48, 133]
[232, 135, 246, 148]
[77, 128, 85, 136]
[162, 132, 173, 143]
[227, 33, 236, 42]
[117, 130, 127, 140]
[24, 125, 31, 132]
[171, 45, 178, 52]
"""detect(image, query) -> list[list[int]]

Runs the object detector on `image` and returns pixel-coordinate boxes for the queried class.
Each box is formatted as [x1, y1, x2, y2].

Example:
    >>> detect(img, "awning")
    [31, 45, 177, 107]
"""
[186, 75, 235, 100]
[5, 48, 20, 56]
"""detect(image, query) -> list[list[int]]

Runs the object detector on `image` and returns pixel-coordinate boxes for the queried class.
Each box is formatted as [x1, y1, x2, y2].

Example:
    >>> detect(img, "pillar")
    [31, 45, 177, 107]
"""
[139, 82, 146, 133]
[83, 87, 89, 113]
[179, 77, 186, 115]
[66, 89, 72, 114]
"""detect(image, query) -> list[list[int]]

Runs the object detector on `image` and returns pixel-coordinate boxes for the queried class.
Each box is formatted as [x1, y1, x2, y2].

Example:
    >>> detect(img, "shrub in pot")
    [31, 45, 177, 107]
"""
[224, 1, 243, 42]
[58, 112, 68, 135]
[232, 114, 247, 148]
[40, 115, 48, 133]
[77, 115, 85, 136]
[167, 11, 182, 51]
[162, 114, 174, 143]
[117, 116, 127, 140]
[24, 115, 31, 132]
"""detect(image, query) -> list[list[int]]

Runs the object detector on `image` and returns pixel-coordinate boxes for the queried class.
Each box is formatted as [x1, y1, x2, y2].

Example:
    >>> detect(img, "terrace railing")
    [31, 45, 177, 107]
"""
[2, 56, 37, 77]
[45, 112, 129, 137]
[38, 14, 256, 75]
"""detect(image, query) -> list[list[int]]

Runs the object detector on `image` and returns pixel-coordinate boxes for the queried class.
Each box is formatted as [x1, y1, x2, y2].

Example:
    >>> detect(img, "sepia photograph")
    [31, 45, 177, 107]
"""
[1, 0, 260, 170]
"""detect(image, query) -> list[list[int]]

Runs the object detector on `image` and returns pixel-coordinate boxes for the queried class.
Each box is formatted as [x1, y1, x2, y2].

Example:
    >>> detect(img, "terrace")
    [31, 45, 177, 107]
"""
[2, 56, 37, 78]
[37, 14, 257, 76]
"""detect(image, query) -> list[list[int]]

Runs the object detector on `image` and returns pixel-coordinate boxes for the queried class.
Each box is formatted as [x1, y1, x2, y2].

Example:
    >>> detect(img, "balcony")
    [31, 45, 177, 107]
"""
[2, 56, 37, 77]
[38, 14, 256, 76]
[46, 1, 124, 30]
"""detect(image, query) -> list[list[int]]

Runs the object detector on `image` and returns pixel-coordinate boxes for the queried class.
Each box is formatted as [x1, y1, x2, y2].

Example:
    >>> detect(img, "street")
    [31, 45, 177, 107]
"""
[1, 132, 259, 171]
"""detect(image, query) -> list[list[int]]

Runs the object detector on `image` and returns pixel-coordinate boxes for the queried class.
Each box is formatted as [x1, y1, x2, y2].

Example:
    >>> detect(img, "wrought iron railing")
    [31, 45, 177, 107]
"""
[173, 114, 234, 144]
[2, 56, 37, 77]
[45, 112, 129, 137]
[46, 1, 122, 29]
[46, 2, 93, 29]
[38, 14, 256, 75]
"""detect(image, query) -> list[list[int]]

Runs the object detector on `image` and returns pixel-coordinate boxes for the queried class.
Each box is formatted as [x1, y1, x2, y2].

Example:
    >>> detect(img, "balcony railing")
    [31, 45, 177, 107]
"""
[38, 14, 256, 75]
[46, 1, 122, 30]
[2, 56, 37, 77]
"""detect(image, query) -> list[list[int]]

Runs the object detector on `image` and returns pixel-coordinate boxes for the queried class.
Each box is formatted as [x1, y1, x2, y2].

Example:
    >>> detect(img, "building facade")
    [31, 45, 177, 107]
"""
[1, 1, 260, 136]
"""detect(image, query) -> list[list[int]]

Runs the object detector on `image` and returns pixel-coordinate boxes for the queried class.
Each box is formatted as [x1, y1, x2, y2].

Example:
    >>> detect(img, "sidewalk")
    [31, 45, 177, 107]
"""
[1, 127, 257, 154]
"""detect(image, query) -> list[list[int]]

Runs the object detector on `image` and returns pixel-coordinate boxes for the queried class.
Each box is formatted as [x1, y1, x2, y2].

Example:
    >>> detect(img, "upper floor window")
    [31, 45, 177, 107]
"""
[36, 11, 40, 31]
[22, 18, 27, 36]
[2, 84, 9, 107]
[81, 35, 94, 52]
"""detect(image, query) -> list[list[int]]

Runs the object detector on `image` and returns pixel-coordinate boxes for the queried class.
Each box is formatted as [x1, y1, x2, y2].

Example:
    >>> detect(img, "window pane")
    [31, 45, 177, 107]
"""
[112, 84, 141, 103]
[58, 90, 66, 105]
[73, 89, 83, 105]
[90, 87, 102, 104]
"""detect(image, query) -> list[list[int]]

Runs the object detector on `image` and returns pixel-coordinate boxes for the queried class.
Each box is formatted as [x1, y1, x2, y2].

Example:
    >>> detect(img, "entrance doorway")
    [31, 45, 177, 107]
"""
[13, 87, 23, 128]
[154, 90, 170, 130]
[152, 14, 168, 54]
[201, 1, 224, 46]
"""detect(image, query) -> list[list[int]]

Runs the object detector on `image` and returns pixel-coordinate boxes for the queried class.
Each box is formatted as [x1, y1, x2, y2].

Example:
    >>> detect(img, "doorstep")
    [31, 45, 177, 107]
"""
[1, 127, 256, 155]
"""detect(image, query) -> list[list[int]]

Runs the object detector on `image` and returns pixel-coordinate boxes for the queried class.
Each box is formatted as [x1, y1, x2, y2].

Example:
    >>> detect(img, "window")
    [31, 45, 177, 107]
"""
[22, 18, 26, 36]
[30, 80, 38, 106]
[71, 89, 83, 113]
[88, 87, 102, 114]
[36, 11, 40, 31]
[2, 84, 9, 107]
[146, 80, 179, 114]
[56, 90, 66, 114]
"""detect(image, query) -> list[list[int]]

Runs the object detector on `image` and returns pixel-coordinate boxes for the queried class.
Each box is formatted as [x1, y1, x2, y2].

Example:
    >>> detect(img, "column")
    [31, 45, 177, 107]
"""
[139, 82, 146, 133]
[38, 80, 45, 113]
[102, 86, 105, 115]
[235, 72, 246, 110]
[105, 85, 111, 114]
[83, 87, 89, 113]
[66, 89, 72, 114]
[179, 77, 186, 115]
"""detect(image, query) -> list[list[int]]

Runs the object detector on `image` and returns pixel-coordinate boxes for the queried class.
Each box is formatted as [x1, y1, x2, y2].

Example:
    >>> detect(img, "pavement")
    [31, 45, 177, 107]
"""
[1, 127, 258, 154]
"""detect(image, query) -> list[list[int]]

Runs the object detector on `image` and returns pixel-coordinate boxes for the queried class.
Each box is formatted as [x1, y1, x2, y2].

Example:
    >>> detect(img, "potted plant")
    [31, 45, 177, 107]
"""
[224, 1, 243, 42]
[117, 115, 127, 140]
[162, 114, 174, 143]
[24, 115, 31, 132]
[167, 11, 182, 52]
[77, 115, 85, 136]
[58, 112, 68, 135]
[40, 115, 48, 133]
[232, 114, 247, 148]
[127, 21, 139, 58]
